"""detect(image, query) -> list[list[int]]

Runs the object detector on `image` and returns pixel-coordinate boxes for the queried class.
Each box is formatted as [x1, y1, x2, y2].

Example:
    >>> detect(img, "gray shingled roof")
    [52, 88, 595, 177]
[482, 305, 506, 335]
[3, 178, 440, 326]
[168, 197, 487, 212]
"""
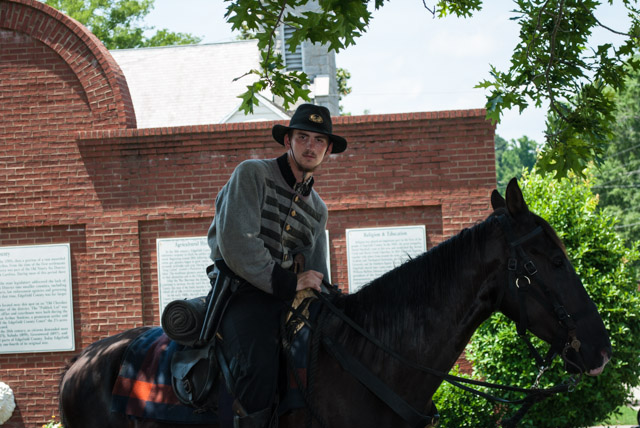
[110, 41, 289, 128]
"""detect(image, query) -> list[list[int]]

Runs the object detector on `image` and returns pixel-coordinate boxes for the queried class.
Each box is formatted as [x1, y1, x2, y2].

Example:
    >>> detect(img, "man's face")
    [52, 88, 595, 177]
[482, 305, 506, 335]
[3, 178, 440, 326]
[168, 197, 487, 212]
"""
[285, 129, 333, 173]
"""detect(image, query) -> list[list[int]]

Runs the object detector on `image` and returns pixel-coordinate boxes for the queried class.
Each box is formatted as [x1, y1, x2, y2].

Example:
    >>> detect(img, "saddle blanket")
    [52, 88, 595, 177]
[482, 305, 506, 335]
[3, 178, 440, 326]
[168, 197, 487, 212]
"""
[111, 327, 218, 424]
[110, 299, 319, 424]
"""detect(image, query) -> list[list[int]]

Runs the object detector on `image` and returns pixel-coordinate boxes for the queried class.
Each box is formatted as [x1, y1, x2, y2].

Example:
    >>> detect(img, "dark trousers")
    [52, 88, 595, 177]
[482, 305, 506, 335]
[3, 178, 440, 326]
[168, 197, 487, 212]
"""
[219, 283, 289, 414]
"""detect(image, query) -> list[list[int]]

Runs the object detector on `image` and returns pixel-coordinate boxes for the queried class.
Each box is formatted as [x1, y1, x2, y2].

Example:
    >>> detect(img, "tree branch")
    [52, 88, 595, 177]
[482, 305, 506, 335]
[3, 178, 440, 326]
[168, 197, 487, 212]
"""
[421, 0, 437, 17]
[525, 0, 552, 61]
[545, 0, 570, 128]
[578, 1, 631, 37]
[261, 0, 289, 87]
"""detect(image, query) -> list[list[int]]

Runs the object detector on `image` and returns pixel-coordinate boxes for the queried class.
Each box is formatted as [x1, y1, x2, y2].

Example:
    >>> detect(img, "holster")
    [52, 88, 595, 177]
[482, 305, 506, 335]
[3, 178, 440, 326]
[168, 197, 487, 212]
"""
[198, 258, 243, 347]
[170, 258, 242, 410]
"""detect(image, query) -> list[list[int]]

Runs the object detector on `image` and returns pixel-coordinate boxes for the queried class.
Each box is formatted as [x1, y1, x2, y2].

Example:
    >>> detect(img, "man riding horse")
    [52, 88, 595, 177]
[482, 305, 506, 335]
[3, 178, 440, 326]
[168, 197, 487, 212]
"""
[206, 103, 347, 428]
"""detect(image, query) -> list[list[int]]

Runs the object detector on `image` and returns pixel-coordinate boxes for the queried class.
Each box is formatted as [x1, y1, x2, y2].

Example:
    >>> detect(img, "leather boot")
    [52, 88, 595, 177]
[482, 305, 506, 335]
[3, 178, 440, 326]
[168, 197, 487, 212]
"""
[233, 406, 273, 428]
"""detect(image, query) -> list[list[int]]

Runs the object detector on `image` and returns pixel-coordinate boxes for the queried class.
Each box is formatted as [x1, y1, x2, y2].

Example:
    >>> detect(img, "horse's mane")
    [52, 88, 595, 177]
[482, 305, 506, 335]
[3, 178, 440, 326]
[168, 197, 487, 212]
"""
[331, 207, 566, 354]
[334, 212, 498, 350]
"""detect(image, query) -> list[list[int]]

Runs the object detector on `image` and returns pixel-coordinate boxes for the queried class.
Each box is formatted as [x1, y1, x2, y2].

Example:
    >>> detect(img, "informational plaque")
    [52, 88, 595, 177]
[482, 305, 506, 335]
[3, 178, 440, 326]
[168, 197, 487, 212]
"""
[157, 237, 212, 315]
[346, 225, 427, 293]
[0, 244, 74, 354]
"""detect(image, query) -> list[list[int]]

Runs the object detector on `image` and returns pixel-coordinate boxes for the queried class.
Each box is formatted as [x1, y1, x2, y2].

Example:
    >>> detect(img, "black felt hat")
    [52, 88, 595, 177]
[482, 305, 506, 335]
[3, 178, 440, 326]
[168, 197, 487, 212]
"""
[272, 103, 347, 153]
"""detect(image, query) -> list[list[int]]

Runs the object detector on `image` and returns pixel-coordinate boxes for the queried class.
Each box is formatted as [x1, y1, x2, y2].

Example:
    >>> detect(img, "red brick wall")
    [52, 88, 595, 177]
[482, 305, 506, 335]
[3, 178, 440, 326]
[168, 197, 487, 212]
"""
[0, 0, 136, 425]
[0, 1, 496, 426]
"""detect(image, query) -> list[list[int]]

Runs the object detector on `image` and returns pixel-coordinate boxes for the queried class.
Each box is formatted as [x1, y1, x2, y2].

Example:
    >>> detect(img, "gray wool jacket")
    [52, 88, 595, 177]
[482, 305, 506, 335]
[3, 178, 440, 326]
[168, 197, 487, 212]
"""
[207, 154, 329, 300]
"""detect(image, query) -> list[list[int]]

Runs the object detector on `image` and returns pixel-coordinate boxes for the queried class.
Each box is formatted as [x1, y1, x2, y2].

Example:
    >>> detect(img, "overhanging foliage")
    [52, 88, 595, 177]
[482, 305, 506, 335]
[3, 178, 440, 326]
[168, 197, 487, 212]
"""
[225, 0, 640, 178]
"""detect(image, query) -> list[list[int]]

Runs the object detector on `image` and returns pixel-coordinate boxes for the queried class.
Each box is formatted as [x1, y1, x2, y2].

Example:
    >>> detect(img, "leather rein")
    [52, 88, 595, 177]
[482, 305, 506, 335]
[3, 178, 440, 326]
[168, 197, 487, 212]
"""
[302, 214, 583, 428]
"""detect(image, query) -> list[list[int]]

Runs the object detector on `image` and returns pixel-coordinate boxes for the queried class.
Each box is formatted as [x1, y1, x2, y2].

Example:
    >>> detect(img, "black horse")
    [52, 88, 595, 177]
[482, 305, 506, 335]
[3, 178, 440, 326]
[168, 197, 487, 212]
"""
[59, 179, 611, 427]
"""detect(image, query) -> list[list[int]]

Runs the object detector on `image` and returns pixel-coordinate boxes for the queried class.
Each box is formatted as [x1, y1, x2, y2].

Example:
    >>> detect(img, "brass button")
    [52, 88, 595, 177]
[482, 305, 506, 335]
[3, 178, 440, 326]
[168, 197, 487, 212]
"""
[291, 210, 297, 217]
[294, 196, 300, 202]
[285, 224, 291, 231]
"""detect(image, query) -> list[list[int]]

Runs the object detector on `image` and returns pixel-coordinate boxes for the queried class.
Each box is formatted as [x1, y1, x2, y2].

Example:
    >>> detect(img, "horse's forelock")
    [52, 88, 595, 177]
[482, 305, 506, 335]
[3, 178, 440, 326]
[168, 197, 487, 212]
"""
[536, 215, 568, 257]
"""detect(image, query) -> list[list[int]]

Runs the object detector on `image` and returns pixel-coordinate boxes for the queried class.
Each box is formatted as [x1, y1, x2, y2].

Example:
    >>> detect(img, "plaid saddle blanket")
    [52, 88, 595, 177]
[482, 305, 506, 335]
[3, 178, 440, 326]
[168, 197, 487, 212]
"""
[110, 299, 321, 424]
[110, 327, 219, 424]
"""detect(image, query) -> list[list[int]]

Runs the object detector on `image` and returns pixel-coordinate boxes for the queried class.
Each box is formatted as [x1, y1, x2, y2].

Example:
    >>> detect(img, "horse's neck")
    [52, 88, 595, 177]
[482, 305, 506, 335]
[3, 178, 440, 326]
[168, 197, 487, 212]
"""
[419, 228, 504, 367]
[343, 221, 505, 372]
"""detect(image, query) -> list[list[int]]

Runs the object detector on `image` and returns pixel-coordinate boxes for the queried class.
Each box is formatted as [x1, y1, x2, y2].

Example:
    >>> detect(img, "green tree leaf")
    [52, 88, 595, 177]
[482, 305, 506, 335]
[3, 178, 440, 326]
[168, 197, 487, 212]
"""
[461, 170, 640, 427]
[224, 0, 640, 177]
[495, 134, 540, 193]
[42, 0, 201, 49]
[593, 62, 640, 252]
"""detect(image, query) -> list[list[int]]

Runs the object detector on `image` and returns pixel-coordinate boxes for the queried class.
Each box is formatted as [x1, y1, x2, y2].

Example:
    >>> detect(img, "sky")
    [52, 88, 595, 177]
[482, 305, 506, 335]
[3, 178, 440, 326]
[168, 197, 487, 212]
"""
[142, 0, 631, 144]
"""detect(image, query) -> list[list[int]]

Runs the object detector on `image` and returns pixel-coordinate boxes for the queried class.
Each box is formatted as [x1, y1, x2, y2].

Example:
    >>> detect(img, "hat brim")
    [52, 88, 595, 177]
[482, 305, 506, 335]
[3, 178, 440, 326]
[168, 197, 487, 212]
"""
[272, 124, 347, 154]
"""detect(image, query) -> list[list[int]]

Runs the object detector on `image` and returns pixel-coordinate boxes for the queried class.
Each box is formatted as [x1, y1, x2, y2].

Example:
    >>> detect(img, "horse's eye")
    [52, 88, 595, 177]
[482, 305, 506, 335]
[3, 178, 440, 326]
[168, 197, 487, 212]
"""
[552, 256, 564, 267]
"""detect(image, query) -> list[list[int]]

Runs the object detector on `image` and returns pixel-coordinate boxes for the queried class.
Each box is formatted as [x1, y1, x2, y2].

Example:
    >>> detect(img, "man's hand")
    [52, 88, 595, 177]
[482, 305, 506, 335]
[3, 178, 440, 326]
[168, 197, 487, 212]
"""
[296, 270, 323, 292]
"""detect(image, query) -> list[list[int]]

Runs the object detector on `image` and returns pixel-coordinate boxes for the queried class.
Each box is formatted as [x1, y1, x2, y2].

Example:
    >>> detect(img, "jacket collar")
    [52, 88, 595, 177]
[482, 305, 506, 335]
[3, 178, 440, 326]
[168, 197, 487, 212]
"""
[277, 154, 314, 196]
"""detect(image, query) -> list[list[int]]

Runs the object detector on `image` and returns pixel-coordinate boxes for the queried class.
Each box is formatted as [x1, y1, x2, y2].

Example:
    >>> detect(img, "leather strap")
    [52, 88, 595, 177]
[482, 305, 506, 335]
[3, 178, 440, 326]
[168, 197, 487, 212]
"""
[322, 335, 438, 428]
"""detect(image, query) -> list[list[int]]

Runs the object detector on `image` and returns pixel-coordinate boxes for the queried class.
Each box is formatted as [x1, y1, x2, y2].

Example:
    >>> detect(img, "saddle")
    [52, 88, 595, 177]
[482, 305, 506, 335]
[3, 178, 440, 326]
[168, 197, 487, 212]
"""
[161, 259, 320, 415]
[162, 259, 240, 411]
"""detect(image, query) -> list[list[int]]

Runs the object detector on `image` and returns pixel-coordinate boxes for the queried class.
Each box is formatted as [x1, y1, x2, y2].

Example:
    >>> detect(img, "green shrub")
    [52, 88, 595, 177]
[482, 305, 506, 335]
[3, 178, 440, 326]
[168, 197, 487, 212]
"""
[460, 170, 640, 427]
[432, 365, 503, 427]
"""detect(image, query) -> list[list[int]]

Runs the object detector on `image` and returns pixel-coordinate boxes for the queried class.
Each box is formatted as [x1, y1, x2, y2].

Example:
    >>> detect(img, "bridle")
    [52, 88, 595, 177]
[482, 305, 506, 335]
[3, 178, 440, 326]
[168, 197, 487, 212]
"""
[292, 214, 586, 428]
[494, 213, 585, 378]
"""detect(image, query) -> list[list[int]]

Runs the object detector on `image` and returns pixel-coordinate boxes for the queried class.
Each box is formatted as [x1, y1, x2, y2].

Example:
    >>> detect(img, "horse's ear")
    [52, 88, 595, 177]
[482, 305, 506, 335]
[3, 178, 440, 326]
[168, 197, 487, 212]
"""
[505, 178, 529, 217]
[491, 189, 505, 211]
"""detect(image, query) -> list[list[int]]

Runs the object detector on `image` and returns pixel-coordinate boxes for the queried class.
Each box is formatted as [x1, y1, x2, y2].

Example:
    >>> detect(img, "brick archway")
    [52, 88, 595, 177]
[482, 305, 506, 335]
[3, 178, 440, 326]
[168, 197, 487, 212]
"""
[0, 0, 136, 128]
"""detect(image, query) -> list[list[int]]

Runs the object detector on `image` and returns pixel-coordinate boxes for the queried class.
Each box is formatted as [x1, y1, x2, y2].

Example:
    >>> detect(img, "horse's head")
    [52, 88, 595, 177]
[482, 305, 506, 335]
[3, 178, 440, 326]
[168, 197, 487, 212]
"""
[491, 178, 611, 376]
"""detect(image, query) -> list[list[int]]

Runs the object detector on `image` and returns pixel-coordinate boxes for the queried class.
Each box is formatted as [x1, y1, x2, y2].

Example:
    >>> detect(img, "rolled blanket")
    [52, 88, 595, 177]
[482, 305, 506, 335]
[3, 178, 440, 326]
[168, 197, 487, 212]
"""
[161, 296, 208, 347]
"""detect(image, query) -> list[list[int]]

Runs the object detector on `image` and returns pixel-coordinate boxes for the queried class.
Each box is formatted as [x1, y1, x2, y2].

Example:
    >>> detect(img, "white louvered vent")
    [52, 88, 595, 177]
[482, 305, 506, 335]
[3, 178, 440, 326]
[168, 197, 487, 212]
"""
[283, 25, 304, 72]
